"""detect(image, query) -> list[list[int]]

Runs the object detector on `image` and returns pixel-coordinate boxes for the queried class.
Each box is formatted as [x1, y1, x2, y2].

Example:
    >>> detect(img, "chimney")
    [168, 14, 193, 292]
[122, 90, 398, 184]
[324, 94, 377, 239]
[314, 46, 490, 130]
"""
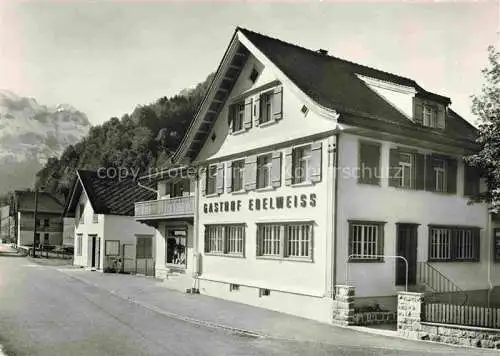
[317, 49, 328, 55]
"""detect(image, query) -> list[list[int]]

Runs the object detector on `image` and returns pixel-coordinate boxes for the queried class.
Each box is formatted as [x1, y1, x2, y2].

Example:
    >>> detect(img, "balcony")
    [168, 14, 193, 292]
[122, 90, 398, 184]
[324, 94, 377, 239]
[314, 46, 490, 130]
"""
[135, 196, 194, 220]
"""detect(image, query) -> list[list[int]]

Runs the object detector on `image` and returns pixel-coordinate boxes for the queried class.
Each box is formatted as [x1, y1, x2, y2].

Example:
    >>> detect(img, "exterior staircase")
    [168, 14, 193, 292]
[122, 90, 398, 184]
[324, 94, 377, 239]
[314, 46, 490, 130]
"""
[160, 268, 198, 294]
[415, 262, 468, 305]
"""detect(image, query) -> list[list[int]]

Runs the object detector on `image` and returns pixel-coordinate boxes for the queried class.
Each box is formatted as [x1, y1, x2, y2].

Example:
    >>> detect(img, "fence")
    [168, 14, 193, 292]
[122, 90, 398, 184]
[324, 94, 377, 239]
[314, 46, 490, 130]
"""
[424, 302, 500, 329]
[105, 256, 155, 277]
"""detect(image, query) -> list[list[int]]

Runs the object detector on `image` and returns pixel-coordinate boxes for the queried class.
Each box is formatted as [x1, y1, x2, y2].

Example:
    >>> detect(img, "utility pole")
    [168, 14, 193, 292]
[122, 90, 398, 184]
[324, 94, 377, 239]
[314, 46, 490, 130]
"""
[33, 188, 39, 258]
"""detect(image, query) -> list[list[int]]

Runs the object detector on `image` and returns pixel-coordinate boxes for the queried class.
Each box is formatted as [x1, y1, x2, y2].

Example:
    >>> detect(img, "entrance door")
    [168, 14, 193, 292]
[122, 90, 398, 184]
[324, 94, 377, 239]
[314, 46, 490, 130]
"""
[165, 228, 187, 268]
[396, 224, 418, 286]
[90, 236, 97, 268]
[96, 237, 101, 269]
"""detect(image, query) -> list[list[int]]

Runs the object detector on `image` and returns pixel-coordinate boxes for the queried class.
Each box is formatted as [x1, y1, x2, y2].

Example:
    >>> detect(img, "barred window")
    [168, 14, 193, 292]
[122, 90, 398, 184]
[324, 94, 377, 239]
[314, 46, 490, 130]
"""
[348, 221, 385, 262]
[256, 222, 313, 260]
[204, 224, 245, 256]
[429, 226, 480, 262]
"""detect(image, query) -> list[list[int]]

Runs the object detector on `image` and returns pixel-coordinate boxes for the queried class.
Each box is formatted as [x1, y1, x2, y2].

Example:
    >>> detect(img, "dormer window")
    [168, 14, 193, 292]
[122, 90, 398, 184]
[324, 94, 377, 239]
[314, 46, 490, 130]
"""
[423, 104, 438, 128]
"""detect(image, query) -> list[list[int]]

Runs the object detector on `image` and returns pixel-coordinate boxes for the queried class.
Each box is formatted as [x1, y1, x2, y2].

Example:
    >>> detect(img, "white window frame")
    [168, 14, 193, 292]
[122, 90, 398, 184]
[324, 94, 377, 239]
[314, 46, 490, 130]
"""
[433, 158, 447, 192]
[256, 154, 272, 189]
[348, 221, 384, 262]
[423, 104, 438, 128]
[206, 164, 217, 195]
[231, 159, 245, 192]
[256, 222, 313, 260]
[231, 101, 245, 132]
[204, 224, 245, 256]
[292, 145, 311, 184]
[399, 152, 413, 188]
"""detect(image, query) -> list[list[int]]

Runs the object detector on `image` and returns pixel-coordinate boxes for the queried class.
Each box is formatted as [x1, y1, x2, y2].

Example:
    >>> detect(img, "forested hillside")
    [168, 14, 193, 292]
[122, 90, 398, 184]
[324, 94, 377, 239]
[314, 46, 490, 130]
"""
[35, 73, 214, 202]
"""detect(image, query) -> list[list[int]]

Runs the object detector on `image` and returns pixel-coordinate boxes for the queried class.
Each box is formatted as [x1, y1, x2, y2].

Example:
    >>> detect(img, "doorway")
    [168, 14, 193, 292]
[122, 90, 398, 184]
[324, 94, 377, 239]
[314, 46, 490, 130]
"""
[396, 224, 418, 286]
[90, 235, 97, 268]
[165, 228, 187, 268]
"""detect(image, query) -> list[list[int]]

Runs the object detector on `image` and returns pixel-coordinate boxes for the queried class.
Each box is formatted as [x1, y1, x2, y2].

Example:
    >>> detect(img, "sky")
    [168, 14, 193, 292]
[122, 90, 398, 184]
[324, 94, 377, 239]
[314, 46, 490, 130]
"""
[0, 0, 499, 126]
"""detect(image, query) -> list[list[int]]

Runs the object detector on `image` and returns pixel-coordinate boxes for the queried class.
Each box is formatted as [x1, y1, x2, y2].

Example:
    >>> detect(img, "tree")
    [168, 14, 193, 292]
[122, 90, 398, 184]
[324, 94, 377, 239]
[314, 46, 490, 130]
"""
[465, 45, 500, 212]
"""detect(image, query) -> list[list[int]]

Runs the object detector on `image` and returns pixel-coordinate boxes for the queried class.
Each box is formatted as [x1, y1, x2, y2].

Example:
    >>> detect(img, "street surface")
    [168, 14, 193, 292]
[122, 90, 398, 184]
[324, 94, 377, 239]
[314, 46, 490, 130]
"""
[0, 245, 495, 355]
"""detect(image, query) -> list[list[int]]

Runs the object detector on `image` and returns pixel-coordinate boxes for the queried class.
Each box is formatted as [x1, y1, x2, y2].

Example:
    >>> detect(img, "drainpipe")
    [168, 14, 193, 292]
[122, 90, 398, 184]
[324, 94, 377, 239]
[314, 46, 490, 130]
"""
[332, 132, 340, 296]
[487, 210, 494, 307]
[192, 168, 201, 292]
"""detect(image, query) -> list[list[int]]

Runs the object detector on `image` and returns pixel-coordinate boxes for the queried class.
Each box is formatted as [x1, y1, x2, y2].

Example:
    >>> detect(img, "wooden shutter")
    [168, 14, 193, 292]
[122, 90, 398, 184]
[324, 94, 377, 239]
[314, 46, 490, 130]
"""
[425, 155, 435, 192]
[388, 148, 401, 187]
[446, 158, 457, 194]
[200, 167, 206, 196]
[437, 104, 446, 130]
[271, 151, 282, 188]
[226, 161, 233, 193]
[216, 163, 224, 194]
[464, 164, 480, 196]
[254, 95, 261, 127]
[244, 98, 252, 129]
[413, 97, 423, 125]
[228, 104, 234, 134]
[414, 153, 425, 190]
[244, 156, 257, 191]
[310, 142, 323, 183]
[256, 226, 261, 256]
[204, 227, 209, 253]
[252, 95, 260, 126]
[272, 86, 283, 120]
[359, 142, 380, 185]
[284, 148, 293, 186]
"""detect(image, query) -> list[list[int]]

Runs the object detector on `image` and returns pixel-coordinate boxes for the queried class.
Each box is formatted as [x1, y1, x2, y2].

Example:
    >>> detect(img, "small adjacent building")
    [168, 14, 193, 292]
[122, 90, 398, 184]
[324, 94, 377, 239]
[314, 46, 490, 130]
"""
[64, 170, 156, 272]
[0, 205, 15, 243]
[14, 190, 64, 247]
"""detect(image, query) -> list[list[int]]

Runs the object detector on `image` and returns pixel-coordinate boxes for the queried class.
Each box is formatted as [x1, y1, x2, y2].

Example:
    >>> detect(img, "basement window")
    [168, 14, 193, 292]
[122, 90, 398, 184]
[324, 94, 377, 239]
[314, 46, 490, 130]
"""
[259, 288, 271, 297]
[229, 284, 240, 292]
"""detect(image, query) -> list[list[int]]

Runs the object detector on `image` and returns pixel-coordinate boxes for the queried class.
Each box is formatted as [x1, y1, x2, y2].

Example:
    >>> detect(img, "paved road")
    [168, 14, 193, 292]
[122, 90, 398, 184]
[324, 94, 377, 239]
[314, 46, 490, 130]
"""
[0, 254, 493, 355]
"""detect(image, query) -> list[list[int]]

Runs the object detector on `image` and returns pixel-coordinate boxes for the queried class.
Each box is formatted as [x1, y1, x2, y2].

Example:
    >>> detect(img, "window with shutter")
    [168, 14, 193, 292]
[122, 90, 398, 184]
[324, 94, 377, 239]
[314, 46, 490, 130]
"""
[243, 98, 252, 130]
[256, 154, 272, 189]
[229, 101, 245, 133]
[358, 141, 380, 185]
[230, 160, 245, 192]
[259, 91, 273, 124]
[292, 145, 311, 184]
[206, 165, 217, 195]
[272, 86, 283, 120]
[216, 163, 224, 194]
[284, 148, 293, 186]
[309, 142, 322, 183]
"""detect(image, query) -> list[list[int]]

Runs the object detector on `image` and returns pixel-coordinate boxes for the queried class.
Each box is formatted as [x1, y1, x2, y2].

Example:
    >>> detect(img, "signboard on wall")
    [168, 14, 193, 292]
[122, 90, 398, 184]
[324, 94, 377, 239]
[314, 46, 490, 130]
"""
[202, 193, 317, 214]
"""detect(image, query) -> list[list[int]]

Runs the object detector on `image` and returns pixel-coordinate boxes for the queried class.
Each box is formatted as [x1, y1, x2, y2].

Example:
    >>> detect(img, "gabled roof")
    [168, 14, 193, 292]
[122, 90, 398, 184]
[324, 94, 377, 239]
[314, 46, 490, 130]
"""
[64, 170, 156, 217]
[14, 190, 64, 214]
[173, 27, 478, 163]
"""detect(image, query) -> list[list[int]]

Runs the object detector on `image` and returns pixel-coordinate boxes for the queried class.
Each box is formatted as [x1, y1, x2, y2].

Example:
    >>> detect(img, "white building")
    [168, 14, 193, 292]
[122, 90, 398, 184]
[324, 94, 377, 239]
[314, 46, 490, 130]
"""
[136, 28, 499, 322]
[65, 170, 156, 273]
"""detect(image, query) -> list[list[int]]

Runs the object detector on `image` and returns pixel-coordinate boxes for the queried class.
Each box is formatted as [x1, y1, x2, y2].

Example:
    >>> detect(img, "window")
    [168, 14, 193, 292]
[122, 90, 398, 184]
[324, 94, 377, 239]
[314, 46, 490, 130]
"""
[204, 224, 245, 256]
[292, 145, 311, 184]
[105, 240, 120, 256]
[433, 158, 446, 192]
[35, 218, 41, 227]
[230, 101, 245, 132]
[423, 104, 438, 128]
[256, 154, 272, 188]
[428, 226, 480, 262]
[231, 160, 245, 192]
[464, 164, 481, 196]
[256, 222, 313, 260]
[399, 153, 413, 188]
[170, 179, 190, 197]
[76, 234, 83, 256]
[44, 233, 49, 244]
[92, 213, 98, 224]
[44, 219, 49, 227]
[358, 141, 381, 185]
[348, 221, 385, 262]
[260, 91, 273, 124]
[206, 165, 217, 195]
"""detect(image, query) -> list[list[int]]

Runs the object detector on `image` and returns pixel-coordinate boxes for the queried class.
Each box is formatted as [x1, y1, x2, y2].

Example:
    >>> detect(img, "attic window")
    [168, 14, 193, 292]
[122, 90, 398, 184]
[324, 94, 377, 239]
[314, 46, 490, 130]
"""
[211, 132, 217, 141]
[249, 68, 259, 83]
[423, 104, 438, 128]
[301, 105, 309, 115]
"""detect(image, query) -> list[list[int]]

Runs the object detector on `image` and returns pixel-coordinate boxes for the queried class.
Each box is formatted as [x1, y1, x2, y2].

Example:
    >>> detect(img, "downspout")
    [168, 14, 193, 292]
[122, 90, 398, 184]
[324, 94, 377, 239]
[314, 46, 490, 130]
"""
[193, 168, 201, 292]
[332, 132, 340, 296]
[487, 210, 494, 307]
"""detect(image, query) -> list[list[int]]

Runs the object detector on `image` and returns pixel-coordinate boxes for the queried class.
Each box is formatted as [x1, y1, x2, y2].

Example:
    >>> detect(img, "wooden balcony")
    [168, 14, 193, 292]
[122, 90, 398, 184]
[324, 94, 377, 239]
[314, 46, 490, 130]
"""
[135, 196, 194, 220]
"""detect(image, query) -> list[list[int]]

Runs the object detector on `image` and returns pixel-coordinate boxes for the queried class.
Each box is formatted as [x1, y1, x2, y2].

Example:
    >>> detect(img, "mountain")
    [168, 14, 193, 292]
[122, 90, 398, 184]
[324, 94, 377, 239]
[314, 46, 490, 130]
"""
[0, 90, 91, 195]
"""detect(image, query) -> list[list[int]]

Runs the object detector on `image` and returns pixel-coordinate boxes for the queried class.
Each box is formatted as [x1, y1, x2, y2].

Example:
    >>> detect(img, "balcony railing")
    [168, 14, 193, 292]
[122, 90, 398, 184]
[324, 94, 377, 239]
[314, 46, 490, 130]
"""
[135, 196, 194, 219]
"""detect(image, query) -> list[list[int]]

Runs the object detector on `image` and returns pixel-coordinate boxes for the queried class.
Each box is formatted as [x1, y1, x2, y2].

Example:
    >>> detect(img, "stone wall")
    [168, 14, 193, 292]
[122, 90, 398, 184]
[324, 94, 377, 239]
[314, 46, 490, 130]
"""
[332, 285, 355, 326]
[353, 311, 396, 326]
[397, 291, 500, 349]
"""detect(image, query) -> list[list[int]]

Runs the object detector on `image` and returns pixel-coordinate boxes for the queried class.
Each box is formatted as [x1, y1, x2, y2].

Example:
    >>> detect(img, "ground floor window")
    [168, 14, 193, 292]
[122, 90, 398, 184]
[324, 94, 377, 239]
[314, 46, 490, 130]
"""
[204, 224, 245, 256]
[105, 240, 120, 256]
[166, 228, 187, 265]
[256, 222, 313, 260]
[428, 226, 480, 262]
[348, 221, 385, 262]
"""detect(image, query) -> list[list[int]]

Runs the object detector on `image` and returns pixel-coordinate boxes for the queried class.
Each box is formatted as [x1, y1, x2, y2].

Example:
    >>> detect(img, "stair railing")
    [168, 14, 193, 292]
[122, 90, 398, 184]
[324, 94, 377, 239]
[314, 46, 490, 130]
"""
[416, 262, 468, 305]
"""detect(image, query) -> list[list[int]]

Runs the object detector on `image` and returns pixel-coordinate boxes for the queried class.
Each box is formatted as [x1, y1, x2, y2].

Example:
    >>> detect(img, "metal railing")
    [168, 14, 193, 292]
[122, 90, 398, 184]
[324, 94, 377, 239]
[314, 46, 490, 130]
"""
[135, 196, 194, 219]
[417, 262, 468, 305]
